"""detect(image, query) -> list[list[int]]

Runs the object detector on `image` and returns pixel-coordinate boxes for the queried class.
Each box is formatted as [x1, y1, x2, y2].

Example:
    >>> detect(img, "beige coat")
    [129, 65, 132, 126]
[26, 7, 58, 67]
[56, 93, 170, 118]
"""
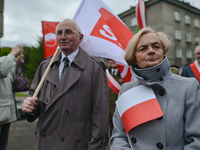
[26, 48, 109, 150]
[0, 54, 19, 125]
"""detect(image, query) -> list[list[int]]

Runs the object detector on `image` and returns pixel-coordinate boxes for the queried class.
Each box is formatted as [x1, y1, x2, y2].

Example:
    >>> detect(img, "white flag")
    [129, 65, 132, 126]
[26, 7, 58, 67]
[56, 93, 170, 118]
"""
[73, 0, 135, 92]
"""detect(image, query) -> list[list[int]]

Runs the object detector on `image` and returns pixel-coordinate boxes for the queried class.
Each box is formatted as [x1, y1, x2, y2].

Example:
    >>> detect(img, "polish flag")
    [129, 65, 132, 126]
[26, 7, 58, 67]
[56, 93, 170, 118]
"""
[136, 0, 146, 31]
[116, 85, 163, 133]
[73, 0, 134, 93]
[106, 70, 121, 94]
[42, 21, 59, 58]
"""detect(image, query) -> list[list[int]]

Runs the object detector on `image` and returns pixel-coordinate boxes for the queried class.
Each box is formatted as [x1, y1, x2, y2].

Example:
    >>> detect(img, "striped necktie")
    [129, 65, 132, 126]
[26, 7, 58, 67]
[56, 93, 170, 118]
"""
[112, 70, 116, 76]
[61, 57, 69, 77]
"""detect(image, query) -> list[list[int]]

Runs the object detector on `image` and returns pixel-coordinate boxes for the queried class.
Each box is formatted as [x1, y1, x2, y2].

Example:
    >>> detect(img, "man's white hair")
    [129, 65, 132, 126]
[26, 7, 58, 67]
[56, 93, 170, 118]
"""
[55, 18, 82, 34]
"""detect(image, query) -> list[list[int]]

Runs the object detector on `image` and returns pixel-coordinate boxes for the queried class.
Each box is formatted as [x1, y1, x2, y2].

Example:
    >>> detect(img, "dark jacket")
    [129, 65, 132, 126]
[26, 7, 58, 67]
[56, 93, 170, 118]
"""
[26, 48, 109, 150]
[181, 64, 197, 79]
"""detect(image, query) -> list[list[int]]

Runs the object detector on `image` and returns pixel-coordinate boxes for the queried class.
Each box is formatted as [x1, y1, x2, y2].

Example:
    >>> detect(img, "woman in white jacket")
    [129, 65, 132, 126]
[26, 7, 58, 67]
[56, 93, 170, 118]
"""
[0, 45, 24, 150]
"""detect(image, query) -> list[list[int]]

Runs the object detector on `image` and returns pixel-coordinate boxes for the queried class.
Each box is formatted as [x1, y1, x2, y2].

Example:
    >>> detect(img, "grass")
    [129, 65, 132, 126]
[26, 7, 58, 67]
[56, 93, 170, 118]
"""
[15, 92, 29, 97]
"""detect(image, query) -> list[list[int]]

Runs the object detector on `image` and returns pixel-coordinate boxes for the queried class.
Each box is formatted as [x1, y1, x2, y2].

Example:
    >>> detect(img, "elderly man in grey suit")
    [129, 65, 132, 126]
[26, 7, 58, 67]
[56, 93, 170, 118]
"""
[22, 19, 109, 150]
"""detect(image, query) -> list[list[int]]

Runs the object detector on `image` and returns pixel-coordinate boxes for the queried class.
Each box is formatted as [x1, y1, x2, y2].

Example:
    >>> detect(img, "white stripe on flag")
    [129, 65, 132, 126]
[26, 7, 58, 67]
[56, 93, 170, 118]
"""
[116, 85, 156, 117]
[106, 70, 121, 90]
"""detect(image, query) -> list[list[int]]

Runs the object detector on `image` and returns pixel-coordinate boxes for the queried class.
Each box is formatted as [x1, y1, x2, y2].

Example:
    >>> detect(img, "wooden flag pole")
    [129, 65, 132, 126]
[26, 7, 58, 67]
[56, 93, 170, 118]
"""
[33, 48, 59, 98]
[127, 134, 134, 150]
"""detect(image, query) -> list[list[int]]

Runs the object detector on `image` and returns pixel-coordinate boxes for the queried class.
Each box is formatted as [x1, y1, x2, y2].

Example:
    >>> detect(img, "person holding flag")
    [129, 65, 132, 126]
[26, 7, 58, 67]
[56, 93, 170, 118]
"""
[22, 19, 109, 150]
[109, 27, 200, 149]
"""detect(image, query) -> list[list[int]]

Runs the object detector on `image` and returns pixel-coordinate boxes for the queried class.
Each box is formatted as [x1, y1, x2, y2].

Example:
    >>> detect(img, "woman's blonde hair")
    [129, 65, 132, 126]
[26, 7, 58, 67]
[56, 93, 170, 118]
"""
[124, 27, 171, 66]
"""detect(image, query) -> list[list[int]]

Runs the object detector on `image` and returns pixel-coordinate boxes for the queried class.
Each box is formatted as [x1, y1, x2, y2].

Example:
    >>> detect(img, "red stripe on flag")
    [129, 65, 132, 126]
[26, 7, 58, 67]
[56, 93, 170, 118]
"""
[106, 70, 121, 94]
[190, 62, 200, 82]
[117, 64, 132, 82]
[107, 77, 120, 94]
[136, 0, 146, 30]
[121, 98, 163, 133]
[136, 1, 143, 29]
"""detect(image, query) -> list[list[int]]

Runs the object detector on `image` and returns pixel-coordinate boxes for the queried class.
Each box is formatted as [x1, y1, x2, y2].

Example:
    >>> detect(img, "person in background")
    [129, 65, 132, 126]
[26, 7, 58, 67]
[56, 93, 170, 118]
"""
[181, 45, 200, 82]
[109, 27, 200, 149]
[22, 18, 109, 150]
[0, 45, 24, 150]
[170, 64, 180, 75]
[107, 59, 123, 137]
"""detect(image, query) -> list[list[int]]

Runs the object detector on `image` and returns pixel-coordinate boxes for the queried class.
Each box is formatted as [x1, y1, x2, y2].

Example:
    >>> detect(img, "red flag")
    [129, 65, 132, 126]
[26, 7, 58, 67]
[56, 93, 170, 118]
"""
[42, 21, 59, 58]
[73, 0, 134, 93]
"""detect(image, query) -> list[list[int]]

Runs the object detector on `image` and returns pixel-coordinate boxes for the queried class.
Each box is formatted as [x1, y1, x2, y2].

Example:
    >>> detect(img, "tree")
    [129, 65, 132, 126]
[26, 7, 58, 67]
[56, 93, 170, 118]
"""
[0, 37, 45, 83]
[0, 47, 12, 56]
[26, 37, 44, 83]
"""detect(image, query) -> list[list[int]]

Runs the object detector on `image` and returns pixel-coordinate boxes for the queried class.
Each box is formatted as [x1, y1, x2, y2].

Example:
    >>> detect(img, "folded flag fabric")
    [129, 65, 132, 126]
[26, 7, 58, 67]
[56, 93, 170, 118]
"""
[116, 85, 163, 133]
[73, 0, 134, 93]
[136, 0, 146, 31]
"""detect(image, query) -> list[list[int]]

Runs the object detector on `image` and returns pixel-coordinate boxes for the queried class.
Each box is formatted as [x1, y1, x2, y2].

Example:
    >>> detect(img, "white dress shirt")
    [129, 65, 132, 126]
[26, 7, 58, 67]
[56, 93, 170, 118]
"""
[111, 68, 118, 76]
[59, 49, 79, 80]
[194, 60, 200, 73]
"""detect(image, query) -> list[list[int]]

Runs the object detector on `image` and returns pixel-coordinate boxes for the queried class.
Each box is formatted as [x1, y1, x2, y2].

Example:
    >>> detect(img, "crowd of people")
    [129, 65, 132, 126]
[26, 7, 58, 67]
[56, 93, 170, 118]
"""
[0, 18, 200, 150]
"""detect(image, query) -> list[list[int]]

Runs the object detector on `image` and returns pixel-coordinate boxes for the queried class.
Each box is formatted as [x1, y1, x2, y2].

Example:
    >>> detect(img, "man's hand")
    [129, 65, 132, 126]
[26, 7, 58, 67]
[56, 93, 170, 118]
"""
[22, 97, 39, 113]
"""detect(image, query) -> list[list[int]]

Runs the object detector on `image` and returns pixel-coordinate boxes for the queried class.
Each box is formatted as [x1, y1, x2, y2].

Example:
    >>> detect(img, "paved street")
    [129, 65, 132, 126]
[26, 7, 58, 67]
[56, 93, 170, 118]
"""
[7, 119, 110, 150]
[7, 97, 110, 150]
[7, 119, 37, 150]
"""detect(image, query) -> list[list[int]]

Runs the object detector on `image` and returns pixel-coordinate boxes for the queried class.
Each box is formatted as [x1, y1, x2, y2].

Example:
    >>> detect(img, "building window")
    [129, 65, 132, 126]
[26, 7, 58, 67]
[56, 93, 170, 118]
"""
[186, 49, 192, 59]
[176, 48, 182, 58]
[175, 30, 181, 40]
[185, 32, 191, 42]
[185, 15, 190, 25]
[195, 36, 200, 45]
[174, 11, 180, 22]
[194, 18, 200, 28]
[130, 17, 137, 27]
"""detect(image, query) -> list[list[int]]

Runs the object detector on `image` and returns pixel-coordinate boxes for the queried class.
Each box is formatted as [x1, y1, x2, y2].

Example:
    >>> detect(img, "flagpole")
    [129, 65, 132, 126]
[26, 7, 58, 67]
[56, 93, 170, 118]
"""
[127, 134, 134, 150]
[32, 48, 59, 98]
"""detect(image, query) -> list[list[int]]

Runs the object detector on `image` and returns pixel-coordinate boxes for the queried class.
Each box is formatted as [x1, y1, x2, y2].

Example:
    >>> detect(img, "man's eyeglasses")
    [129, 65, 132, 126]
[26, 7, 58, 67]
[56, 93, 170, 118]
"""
[56, 29, 78, 37]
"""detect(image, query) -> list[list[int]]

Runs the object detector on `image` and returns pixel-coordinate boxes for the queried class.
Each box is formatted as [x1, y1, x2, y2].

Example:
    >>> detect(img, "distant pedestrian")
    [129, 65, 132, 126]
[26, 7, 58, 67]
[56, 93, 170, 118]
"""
[170, 64, 180, 75]
[107, 59, 123, 137]
[181, 45, 200, 82]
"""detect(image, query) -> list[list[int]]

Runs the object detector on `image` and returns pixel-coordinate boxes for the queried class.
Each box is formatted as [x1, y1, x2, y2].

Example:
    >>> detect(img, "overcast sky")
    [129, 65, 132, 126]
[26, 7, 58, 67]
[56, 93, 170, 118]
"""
[1, 0, 200, 48]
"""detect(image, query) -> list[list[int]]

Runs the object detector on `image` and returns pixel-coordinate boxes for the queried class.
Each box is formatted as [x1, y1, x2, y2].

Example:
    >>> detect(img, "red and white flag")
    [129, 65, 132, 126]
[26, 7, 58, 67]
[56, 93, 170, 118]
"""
[42, 21, 59, 58]
[136, 0, 146, 30]
[116, 85, 163, 133]
[73, 0, 134, 93]
[106, 69, 121, 94]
